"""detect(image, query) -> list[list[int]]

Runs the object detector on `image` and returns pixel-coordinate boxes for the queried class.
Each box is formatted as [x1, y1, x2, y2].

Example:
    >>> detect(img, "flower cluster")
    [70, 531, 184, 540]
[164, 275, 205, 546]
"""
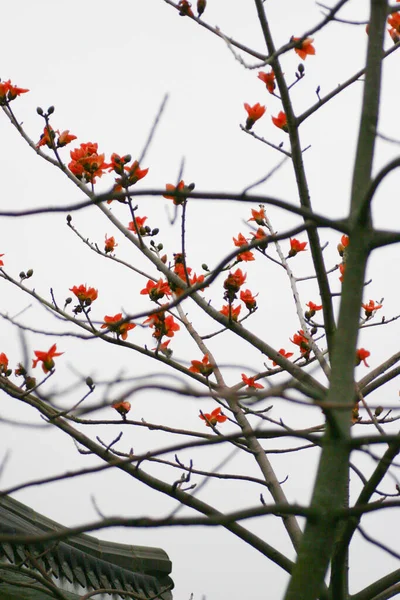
[101, 314, 136, 341]
[143, 310, 180, 340]
[108, 153, 149, 194]
[0, 79, 29, 104]
[69, 142, 109, 183]
[37, 126, 77, 149]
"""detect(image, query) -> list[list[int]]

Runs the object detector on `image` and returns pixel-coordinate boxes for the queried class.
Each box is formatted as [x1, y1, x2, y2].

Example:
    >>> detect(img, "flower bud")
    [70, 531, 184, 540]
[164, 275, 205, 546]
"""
[86, 376, 95, 389]
[47, 105, 55, 115]
[36, 107, 44, 115]
[19, 272, 26, 280]
[152, 228, 160, 235]
[66, 214, 72, 224]
[374, 406, 383, 417]
[26, 269, 33, 278]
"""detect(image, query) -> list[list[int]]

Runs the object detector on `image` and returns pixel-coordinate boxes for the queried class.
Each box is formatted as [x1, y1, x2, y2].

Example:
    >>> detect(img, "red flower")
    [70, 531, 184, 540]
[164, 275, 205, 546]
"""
[288, 238, 307, 257]
[57, 130, 77, 148]
[32, 344, 63, 373]
[104, 235, 118, 253]
[128, 216, 148, 235]
[292, 37, 316, 60]
[337, 234, 350, 257]
[69, 142, 109, 183]
[110, 156, 149, 193]
[0, 253, 4, 267]
[244, 103, 266, 130]
[388, 27, 400, 43]
[224, 268, 247, 294]
[0, 353, 9, 375]
[163, 180, 192, 205]
[199, 407, 227, 427]
[36, 126, 57, 149]
[305, 301, 323, 319]
[272, 348, 294, 366]
[362, 300, 382, 319]
[220, 304, 241, 321]
[0, 80, 29, 103]
[112, 400, 131, 418]
[143, 311, 180, 339]
[233, 233, 254, 262]
[152, 340, 172, 357]
[189, 354, 214, 377]
[272, 111, 288, 131]
[240, 289, 258, 311]
[101, 313, 136, 341]
[388, 11, 400, 33]
[290, 330, 310, 356]
[258, 70, 276, 94]
[248, 207, 266, 226]
[178, 0, 194, 16]
[140, 279, 171, 301]
[70, 284, 98, 304]
[356, 348, 370, 367]
[241, 374, 264, 389]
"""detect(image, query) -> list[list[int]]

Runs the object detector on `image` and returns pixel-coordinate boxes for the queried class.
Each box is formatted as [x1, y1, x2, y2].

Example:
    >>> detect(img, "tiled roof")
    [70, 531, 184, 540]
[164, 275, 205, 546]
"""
[0, 495, 173, 599]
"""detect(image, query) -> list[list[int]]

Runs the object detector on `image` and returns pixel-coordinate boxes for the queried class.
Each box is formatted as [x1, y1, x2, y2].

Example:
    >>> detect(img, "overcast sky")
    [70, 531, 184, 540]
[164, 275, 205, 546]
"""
[1, 1, 400, 599]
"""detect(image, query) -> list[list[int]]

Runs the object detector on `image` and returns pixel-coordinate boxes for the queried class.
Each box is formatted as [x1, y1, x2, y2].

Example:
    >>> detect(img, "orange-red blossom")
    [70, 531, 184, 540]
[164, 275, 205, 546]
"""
[189, 354, 214, 377]
[0, 353, 9, 375]
[305, 301, 323, 319]
[362, 300, 382, 319]
[290, 330, 310, 357]
[128, 216, 149, 235]
[248, 207, 266, 226]
[356, 348, 370, 367]
[112, 401, 131, 418]
[104, 235, 118, 253]
[0, 254, 4, 267]
[70, 284, 98, 304]
[233, 233, 254, 262]
[69, 142, 109, 183]
[101, 314, 136, 341]
[292, 37, 316, 60]
[220, 304, 241, 321]
[337, 234, 350, 257]
[244, 103, 266, 130]
[32, 344, 63, 373]
[288, 238, 307, 257]
[178, 0, 194, 16]
[0, 79, 29, 103]
[108, 154, 149, 193]
[199, 407, 227, 427]
[272, 349, 294, 366]
[143, 311, 180, 339]
[242, 374, 264, 389]
[163, 180, 192, 205]
[272, 111, 288, 132]
[37, 127, 77, 149]
[240, 289, 257, 311]
[258, 70, 276, 94]
[140, 279, 171, 302]
[224, 268, 247, 294]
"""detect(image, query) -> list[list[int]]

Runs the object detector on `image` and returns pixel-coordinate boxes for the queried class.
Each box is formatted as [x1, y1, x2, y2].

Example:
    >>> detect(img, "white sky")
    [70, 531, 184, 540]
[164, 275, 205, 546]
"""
[1, 1, 400, 599]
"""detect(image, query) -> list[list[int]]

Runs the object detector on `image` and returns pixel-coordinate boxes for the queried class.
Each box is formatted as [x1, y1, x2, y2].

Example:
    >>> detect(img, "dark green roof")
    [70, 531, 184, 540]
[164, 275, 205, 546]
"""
[0, 495, 173, 600]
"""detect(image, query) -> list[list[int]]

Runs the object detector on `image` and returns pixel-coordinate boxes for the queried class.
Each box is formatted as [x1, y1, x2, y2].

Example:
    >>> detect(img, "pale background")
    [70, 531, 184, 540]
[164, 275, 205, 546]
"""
[1, 1, 400, 599]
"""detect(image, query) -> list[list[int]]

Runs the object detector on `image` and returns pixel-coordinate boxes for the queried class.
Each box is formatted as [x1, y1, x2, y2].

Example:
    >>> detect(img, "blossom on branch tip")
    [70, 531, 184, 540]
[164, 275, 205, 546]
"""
[272, 349, 294, 366]
[0, 254, 4, 267]
[57, 130, 77, 148]
[163, 180, 193, 205]
[128, 216, 148, 235]
[356, 348, 370, 367]
[104, 235, 117, 253]
[305, 301, 323, 319]
[199, 407, 227, 427]
[70, 284, 98, 304]
[112, 400, 131, 418]
[244, 103, 266, 130]
[69, 142, 109, 183]
[288, 238, 307, 257]
[36, 126, 57, 149]
[362, 300, 382, 319]
[224, 269, 246, 295]
[32, 344, 63, 373]
[248, 207, 266, 226]
[233, 233, 254, 262]
[220, 304, 241, 321]
[189, 354, 214, 377]
[241, 374, 264, 389]
[101, 313, 136, 340]
[0, 353, 9, 375]
[0, 79, 29, 103]
[258, 70, 276, 94]
[140, 279, 171, 302]
[290, 330, 310, 357]
[240, 289, 258, 311]
[291, 37, 316, 60]
[272, 111, 288, 131]
[337, 234, 349, 257]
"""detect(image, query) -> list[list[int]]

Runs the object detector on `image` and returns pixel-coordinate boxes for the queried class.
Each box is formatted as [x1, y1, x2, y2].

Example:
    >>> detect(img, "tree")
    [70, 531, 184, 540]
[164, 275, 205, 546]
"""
[1, 1, 400, 599]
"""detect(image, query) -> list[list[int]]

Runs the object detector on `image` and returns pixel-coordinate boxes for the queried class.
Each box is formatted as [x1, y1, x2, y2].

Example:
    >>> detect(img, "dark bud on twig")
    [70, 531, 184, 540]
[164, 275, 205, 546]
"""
[86, 376, 95, 390]
[47, 105, 55, 115]
[298, 63, 305, 75]
[26, 269, 33, 278]
[36, 107, 44, 116]
[374, 406, 383, 417]
[66, 214, 72, 224]
[19, 272, 26, 280]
